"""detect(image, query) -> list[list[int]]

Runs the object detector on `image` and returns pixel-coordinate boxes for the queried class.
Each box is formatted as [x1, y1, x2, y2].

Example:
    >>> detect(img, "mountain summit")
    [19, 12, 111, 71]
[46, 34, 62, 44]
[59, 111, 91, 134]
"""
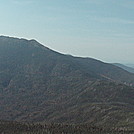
[0, 36, 134, 127]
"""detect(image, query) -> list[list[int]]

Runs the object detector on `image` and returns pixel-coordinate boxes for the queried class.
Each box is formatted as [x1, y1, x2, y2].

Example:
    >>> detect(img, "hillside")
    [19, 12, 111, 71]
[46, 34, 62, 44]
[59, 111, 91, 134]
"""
[0, 36, 134, 128]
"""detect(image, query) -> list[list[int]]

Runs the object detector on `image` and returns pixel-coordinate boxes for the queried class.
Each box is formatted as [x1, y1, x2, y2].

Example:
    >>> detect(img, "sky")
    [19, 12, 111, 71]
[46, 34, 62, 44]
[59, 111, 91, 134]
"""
[0, 0, 134, 63]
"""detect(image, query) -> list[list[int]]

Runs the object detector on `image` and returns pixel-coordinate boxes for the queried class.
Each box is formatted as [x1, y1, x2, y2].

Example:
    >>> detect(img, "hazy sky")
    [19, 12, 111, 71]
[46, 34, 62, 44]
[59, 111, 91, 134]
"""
[0, 0, 134, 63]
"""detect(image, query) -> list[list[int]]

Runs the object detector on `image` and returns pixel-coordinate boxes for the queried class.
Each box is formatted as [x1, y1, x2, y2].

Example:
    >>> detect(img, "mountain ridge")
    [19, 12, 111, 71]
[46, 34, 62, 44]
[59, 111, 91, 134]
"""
[0, 36, 134, 128]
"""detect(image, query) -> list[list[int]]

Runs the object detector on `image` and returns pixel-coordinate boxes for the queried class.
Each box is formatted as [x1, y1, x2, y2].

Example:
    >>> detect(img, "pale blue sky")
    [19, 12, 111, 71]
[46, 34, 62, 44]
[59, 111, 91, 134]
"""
[0, 0, 134, 63]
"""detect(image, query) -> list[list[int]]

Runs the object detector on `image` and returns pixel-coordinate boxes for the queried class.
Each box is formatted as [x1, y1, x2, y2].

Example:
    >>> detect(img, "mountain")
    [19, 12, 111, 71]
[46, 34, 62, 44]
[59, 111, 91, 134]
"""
[113, 63, 134, 74]
[0, 36, 134, 129]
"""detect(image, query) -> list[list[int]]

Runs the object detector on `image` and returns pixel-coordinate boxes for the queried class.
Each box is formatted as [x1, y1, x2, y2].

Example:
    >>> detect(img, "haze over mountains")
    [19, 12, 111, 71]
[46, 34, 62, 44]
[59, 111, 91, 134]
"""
[113, 63, 134, 74]
[126, 64, 134, 68]
[0, 36, 134, 129]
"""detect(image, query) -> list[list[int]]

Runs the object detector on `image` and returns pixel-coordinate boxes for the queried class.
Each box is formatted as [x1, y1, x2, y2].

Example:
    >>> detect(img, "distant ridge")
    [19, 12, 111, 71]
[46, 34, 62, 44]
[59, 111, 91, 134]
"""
[113, 63, 134, 74]
[126, 64, 134, 68]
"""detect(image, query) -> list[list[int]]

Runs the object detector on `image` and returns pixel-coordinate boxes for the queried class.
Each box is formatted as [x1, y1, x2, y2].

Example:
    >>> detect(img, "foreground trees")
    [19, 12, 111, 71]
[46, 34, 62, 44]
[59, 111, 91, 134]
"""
[0, 121, 133, 134]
